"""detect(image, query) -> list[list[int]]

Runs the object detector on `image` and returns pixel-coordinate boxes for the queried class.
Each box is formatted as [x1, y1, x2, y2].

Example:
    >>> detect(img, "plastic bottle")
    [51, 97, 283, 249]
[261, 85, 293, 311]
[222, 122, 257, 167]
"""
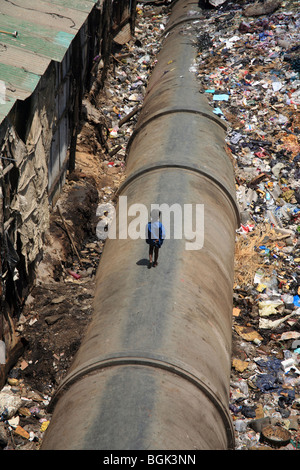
[282, 293, 294, 307]
[235, 420, 247, 432]
[264, 270, 278, 294]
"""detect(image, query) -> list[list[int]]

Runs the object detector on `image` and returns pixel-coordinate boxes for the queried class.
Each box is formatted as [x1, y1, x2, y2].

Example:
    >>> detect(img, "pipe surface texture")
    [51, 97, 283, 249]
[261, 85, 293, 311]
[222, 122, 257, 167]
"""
[42, 0, 239, 450]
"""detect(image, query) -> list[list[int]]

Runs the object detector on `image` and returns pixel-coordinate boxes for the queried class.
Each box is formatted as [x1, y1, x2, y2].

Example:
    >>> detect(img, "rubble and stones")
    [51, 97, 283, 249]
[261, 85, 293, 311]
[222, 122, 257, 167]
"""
[0, 0, 299, 450]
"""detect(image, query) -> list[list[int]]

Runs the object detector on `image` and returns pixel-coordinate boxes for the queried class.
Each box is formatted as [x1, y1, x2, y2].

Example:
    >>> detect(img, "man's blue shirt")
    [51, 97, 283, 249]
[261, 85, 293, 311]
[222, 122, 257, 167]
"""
[146, 221, 166, 247]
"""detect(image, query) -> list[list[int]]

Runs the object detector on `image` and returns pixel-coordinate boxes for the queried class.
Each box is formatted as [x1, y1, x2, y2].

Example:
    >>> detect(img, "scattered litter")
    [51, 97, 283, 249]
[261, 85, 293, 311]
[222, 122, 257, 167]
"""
[232, 358, 249, 372]
[234, 325, 263, 344]
[67, 270, 81, 280]
[0, 387, 23, 420]
[40, 420, 50, 433]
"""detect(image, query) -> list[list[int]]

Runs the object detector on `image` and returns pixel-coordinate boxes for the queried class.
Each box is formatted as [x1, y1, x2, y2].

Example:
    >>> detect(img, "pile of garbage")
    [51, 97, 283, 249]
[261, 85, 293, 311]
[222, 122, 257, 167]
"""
[0, 384, 51, 448]
[191, 0, 299, 450]
[0, 0, 299, 451]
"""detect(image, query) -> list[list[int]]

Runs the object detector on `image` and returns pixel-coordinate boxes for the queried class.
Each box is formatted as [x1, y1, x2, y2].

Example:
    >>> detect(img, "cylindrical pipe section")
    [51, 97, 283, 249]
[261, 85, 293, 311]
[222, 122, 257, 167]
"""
[42, 0, 238, 450]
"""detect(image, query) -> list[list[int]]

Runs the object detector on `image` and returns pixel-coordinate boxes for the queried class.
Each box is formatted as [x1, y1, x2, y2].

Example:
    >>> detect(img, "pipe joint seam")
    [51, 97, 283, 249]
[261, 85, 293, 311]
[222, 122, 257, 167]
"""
[117, 164, 240, 228]
[127, 108, 228, 156]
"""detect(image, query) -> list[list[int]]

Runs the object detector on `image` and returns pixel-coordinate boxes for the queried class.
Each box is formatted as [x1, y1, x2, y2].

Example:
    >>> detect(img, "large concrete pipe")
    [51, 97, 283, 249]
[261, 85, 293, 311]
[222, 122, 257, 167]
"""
[42, 0, 239, 450]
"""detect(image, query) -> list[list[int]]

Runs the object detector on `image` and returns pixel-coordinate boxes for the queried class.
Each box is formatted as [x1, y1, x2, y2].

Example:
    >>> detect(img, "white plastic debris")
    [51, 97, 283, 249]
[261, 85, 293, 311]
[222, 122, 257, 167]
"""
[0, 386, 23, 419]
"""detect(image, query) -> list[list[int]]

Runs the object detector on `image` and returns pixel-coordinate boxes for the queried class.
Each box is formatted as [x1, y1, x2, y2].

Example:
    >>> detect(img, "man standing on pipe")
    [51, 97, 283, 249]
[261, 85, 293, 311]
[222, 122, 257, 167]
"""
[146, 209, 165, 268]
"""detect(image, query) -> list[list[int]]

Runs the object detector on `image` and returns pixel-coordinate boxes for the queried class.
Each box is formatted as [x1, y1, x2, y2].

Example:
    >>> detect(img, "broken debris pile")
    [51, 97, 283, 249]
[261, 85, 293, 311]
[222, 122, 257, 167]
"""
[190, 0, 299, 449]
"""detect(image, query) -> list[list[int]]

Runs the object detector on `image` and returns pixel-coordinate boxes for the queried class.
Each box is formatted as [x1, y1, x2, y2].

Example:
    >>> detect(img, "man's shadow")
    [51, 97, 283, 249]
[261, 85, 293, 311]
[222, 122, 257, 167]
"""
[136, 258, 149, 267]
